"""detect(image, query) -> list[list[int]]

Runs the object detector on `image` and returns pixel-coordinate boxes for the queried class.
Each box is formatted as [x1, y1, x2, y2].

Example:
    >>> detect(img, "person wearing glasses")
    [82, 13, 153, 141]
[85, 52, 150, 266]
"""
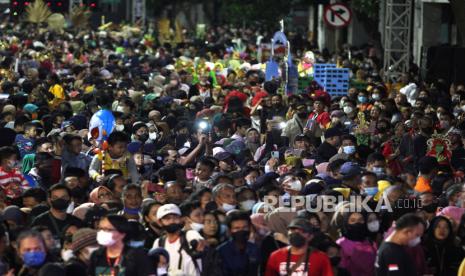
[88, 214, 155, 276]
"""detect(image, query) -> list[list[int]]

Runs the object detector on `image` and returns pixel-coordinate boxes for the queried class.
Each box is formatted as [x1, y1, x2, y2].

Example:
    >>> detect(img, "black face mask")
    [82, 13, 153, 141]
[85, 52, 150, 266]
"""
[289, 232, 307, 248]
[138, 133, 149, 143]
[51, 198, 70, 211]
[343, 223, 367, 241]
[330, 256, 341, 266]
[164, 223, 183, 234]
[231, 230, 249, 244]
[422, 202, 438, 213]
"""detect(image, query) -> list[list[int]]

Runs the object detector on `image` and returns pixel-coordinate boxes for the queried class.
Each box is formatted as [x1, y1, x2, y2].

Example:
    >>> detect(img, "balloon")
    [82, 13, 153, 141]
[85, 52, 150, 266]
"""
[88, 109, 115, 142]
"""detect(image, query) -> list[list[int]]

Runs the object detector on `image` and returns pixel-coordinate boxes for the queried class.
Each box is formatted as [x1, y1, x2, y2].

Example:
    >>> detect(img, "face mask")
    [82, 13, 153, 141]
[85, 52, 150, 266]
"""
[372, 167, 385, 176]
[115, 124, 125, 131]
[330, 256, 341, 267]
[289, 232, 306, 248]
[367, 220, 380, 233]
[51, 198, 70, 211]
[422, 202, 438, 213]
[358, 96, 368, 103]
[408, 236, 421, 247]
[288, 180, 302, 192]
[231, 230, 250, 244]
[163, 223, 183, 234]
[222, 203, 236, 212]
[245, 178, 254, 186]
[191, 222, 204, 232]
[97, 230, 116, 247]
[240, 200, 256, 211]
[149, 132, 158, 141]
[157, 267, 168, 276]
[343, 145, 356, 155]
[138, 133, 149, 143]
[123, 207, 141, 215]
[116, 105, 125, 113]
[364, 187, 379, 196]
[129, 240, 145, 248]
[344, 223, 367, 241]
[372, 94, 380, 101]
[343, 106, 353, 114]
[23, 251, 46, 267]
[61, 249, 74, 262]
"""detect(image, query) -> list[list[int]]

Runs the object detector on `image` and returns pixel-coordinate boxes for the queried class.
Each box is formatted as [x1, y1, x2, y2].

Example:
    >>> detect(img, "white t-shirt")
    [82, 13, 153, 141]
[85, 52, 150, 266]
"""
[153, 230, 203, 276]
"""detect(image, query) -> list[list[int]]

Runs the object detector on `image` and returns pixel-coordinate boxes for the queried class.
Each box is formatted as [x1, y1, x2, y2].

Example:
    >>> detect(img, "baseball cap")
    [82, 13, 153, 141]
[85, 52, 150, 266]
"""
[288, 218, 315, 233]
[340, 162, 363, 178]
[214, 151, 233, 161]
[157, 204, 181, 220]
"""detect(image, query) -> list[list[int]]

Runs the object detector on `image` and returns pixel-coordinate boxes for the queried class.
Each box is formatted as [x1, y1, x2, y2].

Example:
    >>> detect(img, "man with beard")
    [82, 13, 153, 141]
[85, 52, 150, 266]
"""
[265, 218, 332, 276]
[282, 103, 308, 146]
[153, 204, 205, 276]
[26, 152, 54, 191]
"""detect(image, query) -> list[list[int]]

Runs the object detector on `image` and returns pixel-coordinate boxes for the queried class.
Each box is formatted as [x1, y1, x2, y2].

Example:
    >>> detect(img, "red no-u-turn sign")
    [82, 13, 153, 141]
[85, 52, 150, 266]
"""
[324, 3, 352, 28]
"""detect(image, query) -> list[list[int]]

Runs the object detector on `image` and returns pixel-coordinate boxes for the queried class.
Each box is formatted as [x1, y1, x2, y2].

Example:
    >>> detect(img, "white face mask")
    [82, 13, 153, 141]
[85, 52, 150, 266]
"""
[408, 236, 421, 247]
[240, 200, 256, 211]
[149, 132, 158, 141]
[343, 106, 353, 114]
[367, 220, 380, 233]
[115, 124, 125, 131]
[97, 231, 116, 247]
[222, 203, 236, 212]
[116, 105, 125, 113]
[157, 267, 168, 276]
[61, 249, 74, 262]
[191, 222, 204, 232]
[288, 180, 302, 192]
[343, 145, 356, 155]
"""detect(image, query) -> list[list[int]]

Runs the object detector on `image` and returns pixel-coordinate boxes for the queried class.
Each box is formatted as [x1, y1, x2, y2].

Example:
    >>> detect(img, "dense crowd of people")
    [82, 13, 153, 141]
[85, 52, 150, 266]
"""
[0, 19, 464, 276]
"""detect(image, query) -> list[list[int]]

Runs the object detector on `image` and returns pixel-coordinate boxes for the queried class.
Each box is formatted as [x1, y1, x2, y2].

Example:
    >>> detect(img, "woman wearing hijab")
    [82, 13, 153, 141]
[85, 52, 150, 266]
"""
[89, 186, 113, 205]
[423, 216, 464, 275]
[88, 215, 155, 275]
[336, 211, 377, 276]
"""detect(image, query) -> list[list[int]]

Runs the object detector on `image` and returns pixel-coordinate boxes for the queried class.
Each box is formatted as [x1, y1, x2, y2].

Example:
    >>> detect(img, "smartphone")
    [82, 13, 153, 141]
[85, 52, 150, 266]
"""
[186, 168, 195, 180]
[271, 151, 279, 159]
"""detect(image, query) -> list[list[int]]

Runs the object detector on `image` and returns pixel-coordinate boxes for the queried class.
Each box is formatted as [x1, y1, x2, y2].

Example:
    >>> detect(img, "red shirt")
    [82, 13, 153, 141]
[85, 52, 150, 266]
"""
[265, 246, 333, 276]
[308, 112, 331, 129]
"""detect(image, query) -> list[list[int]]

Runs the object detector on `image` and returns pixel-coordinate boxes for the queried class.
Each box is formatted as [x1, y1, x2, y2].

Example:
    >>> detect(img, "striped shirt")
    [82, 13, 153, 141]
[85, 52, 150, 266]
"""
[0, 166, 29, 199]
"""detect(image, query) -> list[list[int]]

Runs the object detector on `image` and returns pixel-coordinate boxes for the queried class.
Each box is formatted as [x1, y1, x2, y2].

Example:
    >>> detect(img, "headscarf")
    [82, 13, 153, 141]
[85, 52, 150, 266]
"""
[89, 186, 113, 204]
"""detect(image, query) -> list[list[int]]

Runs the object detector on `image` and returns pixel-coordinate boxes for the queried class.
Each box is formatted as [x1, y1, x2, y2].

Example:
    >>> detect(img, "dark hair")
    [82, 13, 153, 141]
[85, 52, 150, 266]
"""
[34, 137, 52, 150]
[104, 173, 124, 192]
[395, 213, 425, 230]
[361, 171, 377, 179]
[187, 187, 212, 202]
[48, 183, 71, 198]
[234, 117, 251, 130]
[23, 122, 36, 132]
[327, 159, 346, 173]
[0, 146, 17, 161]
[22, 187, 47, 203]
[367, 152, 385, 164]
[197, 157, 216, 171]
[102, 214, 130, 235]
[341, 134, 357, 144]
[257, 185, 280, 201]
[157, 165, 177, 183]
[418, 156, 439, 175]
[35, 152, 54, 165]
[63, 167, 86, 178]
[142, 201, 162, 223]
[17, 230, 45, 249]
[62, 134, 82, 145]
[225, 211, 251, 229]
[179, 200, 202, 217]
[107, 131, 129, 145]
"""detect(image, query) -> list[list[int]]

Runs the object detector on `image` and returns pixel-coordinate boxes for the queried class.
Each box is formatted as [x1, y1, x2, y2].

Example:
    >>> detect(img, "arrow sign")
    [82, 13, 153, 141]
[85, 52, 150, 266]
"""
[324, 3, 352, 28]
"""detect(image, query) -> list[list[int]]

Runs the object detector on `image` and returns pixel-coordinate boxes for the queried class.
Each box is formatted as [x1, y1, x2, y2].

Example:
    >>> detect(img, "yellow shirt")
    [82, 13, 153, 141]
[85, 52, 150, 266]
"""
[48, 84, 65, 108]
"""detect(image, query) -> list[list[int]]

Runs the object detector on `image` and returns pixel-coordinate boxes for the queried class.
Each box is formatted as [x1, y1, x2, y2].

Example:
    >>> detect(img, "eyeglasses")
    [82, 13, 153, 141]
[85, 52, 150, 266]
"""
[98, 192, 112, 199]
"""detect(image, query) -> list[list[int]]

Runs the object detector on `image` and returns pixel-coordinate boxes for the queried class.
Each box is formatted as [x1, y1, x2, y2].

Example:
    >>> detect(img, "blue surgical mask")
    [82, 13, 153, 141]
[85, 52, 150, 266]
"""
[343, 145, 356, 155]
[22, 251, 46, 267]
[129, 240, 145, 248]
[372, 167, 385, 176]
[358, 96, 368, 103]
[364, 187, 379, 196]
[123, 207, 141, 215]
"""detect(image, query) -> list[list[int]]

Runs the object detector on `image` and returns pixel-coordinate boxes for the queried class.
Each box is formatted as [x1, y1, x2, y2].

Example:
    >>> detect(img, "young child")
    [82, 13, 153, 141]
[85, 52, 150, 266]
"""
[15, 122, 37, 158]
[0, 146, 29, 206]
[193, 157, 215, 190]
[89, 131, 140, 184]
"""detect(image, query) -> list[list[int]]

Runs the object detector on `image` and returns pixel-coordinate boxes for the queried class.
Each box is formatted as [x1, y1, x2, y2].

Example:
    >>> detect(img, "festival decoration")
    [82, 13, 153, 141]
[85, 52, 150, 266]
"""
[89, 109, 115, 176]
[298, 51, 315, 77]
[70, 6, 91, 30]
[427, 132, 452, 167]
[47, 13, 66, 33]
[25, 0, 51, 24]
